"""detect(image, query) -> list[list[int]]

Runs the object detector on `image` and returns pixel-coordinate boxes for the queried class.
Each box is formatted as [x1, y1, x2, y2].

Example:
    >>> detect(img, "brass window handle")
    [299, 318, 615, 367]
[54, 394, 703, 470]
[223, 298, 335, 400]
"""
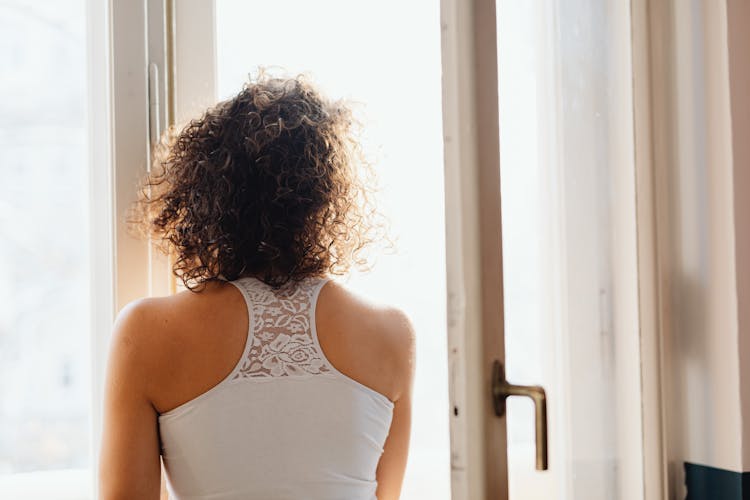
[491, 360, 549, 471]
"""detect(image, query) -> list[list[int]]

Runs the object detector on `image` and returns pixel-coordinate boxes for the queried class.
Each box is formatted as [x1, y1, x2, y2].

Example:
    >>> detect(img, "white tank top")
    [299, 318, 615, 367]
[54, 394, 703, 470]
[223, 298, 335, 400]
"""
[158, 276, 395, 500]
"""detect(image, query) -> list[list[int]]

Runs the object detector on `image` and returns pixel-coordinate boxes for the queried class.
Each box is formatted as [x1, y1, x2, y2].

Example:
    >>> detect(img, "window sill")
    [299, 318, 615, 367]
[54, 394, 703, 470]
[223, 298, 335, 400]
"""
[0, 468, 91, 500]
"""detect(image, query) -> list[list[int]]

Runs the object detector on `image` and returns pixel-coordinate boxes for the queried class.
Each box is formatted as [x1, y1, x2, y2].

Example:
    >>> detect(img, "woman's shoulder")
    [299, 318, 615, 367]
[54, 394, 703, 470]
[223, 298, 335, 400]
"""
[110, 282, 243, 367]
[317, 279, 416, 402]
[109, 281, 249, 411]
[112, 280, 237, 341]
[321, 279, 415, 352]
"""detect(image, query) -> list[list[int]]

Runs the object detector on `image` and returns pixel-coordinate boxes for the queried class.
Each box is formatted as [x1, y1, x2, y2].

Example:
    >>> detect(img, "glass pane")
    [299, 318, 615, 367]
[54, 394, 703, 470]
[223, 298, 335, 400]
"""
[0, 0, 91, 498]
[496, 3, 552, 496]
[498, 1, 638, 499]
[214, 1, 449, 498]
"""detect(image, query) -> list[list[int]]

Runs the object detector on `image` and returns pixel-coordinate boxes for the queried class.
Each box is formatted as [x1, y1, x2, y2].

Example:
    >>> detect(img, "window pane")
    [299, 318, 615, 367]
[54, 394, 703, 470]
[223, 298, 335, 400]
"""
[0, 0, 91, 497]
[214, 2, 449, 498]
[498, 1, 639, 499]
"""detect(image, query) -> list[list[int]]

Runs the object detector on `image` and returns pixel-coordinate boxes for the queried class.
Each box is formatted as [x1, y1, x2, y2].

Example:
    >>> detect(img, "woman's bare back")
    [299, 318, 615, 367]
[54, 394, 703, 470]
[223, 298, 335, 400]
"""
[143, 278, 411, 415]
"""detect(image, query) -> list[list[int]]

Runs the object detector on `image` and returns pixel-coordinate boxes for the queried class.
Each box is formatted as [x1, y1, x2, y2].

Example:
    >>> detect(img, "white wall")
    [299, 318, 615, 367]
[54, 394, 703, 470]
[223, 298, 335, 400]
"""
[652, 0, 750, 491]
[726, 0, 750, 473]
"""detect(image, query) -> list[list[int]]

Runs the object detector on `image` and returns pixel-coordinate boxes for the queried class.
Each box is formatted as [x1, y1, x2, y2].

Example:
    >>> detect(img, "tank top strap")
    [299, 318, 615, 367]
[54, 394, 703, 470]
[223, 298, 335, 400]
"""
[226, 275, 332, 380]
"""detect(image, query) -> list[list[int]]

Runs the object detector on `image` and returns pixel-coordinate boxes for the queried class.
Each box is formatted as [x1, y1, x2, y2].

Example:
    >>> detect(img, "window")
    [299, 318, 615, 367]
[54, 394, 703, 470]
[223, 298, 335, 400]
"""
[0, 0, 92, 498]
[212, 2, 451, 496]
[498, 1, 644, 498]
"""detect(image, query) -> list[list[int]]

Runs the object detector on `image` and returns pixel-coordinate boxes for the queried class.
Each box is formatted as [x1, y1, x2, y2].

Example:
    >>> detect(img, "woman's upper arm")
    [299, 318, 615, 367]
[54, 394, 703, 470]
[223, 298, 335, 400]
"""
[98, 300, 162, 500]
[375, 309, 416, 500]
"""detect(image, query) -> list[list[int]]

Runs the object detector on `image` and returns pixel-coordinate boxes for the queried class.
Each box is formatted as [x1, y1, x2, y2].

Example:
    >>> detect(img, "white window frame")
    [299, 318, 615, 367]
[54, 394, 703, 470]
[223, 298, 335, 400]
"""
[89, 0, 176, 496]
[87, 0, 115, 493]
[443, 0, 668, 498]
[630, 0, 668, 497]
[90, 0, 217, 496]
[440, 0, 506, 498]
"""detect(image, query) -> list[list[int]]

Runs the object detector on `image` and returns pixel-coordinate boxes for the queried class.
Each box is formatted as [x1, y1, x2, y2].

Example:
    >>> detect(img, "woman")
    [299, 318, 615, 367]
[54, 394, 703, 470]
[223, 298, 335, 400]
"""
[98, 72, 415, 500]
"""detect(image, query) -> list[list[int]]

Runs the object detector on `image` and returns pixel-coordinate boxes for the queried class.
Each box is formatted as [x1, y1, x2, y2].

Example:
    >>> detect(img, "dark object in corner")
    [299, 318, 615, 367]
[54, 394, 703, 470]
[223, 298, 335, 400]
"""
[684, 462, 750, 500]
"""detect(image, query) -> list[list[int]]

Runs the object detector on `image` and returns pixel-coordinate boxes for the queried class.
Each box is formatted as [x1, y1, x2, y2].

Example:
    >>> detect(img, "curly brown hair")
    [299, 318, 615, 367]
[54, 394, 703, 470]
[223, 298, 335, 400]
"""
[131, 71, 387, 290]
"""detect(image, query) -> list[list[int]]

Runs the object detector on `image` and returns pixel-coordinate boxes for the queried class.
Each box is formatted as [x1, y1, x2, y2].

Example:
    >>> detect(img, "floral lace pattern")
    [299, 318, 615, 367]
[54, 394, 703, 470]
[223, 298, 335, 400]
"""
[232, 277, 331, 379]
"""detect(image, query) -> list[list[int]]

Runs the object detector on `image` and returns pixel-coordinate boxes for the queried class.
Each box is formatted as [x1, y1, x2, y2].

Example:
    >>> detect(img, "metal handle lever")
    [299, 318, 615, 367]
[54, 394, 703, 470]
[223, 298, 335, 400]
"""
[491, 360, 548, 471]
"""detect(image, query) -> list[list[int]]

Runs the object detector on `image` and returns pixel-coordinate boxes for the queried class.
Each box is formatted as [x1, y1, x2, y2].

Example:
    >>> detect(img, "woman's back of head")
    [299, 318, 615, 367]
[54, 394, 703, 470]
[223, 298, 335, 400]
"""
[132, 71, 387, 290]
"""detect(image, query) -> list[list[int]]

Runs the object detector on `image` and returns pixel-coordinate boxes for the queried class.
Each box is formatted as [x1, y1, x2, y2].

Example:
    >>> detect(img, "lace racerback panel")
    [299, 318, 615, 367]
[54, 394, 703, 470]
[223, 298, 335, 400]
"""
[231, 276, 332, 379]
